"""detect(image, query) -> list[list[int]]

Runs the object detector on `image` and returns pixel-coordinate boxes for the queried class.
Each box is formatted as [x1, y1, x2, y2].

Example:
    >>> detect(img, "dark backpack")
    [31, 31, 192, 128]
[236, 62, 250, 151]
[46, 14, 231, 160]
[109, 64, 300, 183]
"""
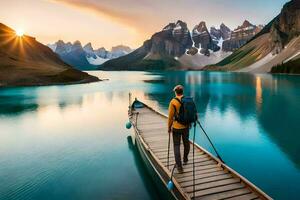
[174, 96, 198, 125]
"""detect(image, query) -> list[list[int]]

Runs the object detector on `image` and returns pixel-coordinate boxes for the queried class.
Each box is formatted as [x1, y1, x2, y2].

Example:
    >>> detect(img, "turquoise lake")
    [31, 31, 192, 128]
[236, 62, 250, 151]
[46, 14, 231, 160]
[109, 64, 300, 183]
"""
[0, 71, 300, 200]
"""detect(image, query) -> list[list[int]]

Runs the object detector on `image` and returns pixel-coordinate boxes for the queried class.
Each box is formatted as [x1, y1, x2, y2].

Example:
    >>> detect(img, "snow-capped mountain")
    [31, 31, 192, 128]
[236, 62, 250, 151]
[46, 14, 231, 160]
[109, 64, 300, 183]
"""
[206, 0, 300, 74]
[48, 41, 132, 70]
[192, 21, 221, 55]
[101, 20, 263, 70]
[222, 20, 263, 51]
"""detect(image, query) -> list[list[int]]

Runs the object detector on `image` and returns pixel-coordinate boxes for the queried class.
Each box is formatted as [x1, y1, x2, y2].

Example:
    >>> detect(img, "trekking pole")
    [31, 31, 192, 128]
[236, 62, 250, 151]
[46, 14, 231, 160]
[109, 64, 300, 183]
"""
[193, 122, 196, 199]
[196, 120, 225, 163]
[167, 131, 171, 170]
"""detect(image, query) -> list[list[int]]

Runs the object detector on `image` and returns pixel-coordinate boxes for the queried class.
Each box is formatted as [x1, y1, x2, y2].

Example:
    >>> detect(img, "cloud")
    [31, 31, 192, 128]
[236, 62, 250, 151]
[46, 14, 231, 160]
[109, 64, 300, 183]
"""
[49, 0, 288, 41]
[49, 0, 166, 36]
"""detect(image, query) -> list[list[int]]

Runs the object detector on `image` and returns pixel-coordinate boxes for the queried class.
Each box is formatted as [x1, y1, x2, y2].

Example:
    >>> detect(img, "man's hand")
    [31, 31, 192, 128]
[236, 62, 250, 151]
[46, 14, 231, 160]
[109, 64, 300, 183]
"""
[168, 127, 172, 134]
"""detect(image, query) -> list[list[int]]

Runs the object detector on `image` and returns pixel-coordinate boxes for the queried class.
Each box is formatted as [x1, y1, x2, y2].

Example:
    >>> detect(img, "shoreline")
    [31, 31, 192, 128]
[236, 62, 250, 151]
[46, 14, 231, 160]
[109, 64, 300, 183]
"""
[0, 78, 103, 88]
[97, 69, 300, 76]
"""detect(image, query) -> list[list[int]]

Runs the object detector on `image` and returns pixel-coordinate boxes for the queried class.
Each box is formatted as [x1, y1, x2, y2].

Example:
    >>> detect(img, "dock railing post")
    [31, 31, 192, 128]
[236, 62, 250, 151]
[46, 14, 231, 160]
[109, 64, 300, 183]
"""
[128, 93, 132, 108]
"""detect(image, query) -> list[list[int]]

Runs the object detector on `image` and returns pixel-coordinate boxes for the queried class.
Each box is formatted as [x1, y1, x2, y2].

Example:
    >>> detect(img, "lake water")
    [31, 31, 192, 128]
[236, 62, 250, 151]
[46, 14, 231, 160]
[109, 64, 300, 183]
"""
[0, 71, 300, 200]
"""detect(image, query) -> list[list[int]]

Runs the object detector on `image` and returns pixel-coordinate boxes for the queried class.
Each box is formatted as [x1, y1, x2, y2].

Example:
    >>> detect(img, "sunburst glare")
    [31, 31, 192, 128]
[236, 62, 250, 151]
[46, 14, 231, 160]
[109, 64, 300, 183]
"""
[16, 28, 24, 37]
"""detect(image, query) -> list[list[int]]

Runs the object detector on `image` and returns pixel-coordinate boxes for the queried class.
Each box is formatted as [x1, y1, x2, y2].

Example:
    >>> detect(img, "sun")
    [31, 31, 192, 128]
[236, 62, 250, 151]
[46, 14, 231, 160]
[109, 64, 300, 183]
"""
[16, 29, 24, 37]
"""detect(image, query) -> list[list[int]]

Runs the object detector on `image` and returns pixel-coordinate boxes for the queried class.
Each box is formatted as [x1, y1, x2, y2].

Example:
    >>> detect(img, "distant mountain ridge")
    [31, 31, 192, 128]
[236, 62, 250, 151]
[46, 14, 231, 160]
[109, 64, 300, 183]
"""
[222, 20, 263, 52]
[207, 0, 300, 74]
[101, 20, 262, 70]
[48, 41, 132, 70]
[0, 23, 99, 86]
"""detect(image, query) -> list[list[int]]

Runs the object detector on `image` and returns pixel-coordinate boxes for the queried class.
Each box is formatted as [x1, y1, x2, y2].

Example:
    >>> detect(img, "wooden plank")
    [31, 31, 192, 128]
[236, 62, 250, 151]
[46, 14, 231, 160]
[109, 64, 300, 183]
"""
[164, 156, 212, 166]
[159, 153, 208, 162]
[195, 188, 252, 200]
[172, 161, 220, 174]
[130, 101, 272, 200]
[144, 137, 169, 142]
[139, 134, 167, 138]
[180, 160, 217, 168]
[139, 119, 167, 124]
[138, 125, 167, 131]
[184, 178, 240, 193]
[150, 143, 195, 150]
[159, 156, 209, 165]
[225, 193, 259, 200]
[155, 149, 204, 158]
[156, 153, 207, 162]
[180, 173, 234, 187]
[177, 170, 228, 183]
[193, 183, 247, 199]
[155, 155, 215, 169]
[151, 143, 195, 153]
[175, 167, 224, 179]
[166, 160, 216, 172]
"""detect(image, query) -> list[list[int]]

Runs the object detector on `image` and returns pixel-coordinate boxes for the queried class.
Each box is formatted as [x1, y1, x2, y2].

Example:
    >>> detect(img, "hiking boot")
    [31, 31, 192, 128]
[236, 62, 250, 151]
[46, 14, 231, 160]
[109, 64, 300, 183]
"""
[177, 166, 184, 173]
[183, 157, 188, 165]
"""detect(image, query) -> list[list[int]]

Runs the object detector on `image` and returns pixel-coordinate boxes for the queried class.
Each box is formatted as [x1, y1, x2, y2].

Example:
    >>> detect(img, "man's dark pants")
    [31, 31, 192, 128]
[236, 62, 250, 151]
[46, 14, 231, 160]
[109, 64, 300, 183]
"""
[172, 128, 190, 167]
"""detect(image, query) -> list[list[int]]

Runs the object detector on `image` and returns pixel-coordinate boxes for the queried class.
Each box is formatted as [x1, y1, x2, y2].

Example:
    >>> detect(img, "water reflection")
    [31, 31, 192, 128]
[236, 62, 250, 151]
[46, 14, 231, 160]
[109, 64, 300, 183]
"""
[144, 71, 300, 170]
[127, 136, 163, 200]
[256, 76, 262, 113]
[0, 71, 300, 200]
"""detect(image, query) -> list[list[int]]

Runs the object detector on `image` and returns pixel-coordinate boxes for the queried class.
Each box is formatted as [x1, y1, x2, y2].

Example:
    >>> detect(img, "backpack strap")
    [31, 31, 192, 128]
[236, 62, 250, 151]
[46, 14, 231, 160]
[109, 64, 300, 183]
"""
[173, 97, 183, 121]
[174, 97, 183, 105]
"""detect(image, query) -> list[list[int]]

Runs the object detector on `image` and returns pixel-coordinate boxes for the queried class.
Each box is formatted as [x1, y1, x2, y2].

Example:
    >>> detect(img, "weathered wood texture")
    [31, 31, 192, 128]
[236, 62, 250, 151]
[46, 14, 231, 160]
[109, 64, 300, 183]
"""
[130, 104, 272, 200]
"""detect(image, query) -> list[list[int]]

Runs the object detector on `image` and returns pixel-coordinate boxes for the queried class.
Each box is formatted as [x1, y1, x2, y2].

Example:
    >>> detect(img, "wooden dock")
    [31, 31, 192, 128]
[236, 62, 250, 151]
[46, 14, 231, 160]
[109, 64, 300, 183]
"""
[129, 100, 272, 200]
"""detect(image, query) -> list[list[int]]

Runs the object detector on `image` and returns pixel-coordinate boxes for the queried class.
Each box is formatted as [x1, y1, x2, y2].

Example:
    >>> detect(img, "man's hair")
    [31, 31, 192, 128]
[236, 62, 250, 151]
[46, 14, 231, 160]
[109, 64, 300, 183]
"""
[173, 85, 184, 95]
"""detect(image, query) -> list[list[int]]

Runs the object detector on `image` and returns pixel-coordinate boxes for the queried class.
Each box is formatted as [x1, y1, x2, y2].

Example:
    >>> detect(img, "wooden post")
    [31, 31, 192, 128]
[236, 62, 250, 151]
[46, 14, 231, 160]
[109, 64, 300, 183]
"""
[128, 93, 132, 114]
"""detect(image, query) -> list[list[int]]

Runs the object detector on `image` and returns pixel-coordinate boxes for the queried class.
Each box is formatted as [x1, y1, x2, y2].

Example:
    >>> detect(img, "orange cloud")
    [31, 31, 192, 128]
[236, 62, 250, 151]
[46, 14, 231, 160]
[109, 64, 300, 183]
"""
[49, 0, 162, 37]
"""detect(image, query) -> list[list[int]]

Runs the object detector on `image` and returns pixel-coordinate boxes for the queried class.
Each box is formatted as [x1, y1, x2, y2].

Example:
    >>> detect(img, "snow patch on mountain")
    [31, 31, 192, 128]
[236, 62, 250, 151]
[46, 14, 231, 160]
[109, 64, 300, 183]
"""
[48, 41, 132, 67]
[86, 55, 109, 65]
[180, 50, 232, 68]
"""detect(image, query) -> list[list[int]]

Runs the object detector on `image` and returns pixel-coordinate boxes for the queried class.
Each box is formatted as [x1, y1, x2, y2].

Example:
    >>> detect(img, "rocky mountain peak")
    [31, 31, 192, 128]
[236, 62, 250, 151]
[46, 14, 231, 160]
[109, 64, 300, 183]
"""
[241, 20, 252, 28]
[163, 22, 176, 31]
[54, 40, 71, 55]
[73, 40, 82, 46]
[83, 42, 94, 52]
[220, 23, 231, 40]
[146, 20, 192, 58]
[269, 0, 300, 54]
[56, 40, 65, 45]
[210, 26, 222, 40]
[71, 40, 83, 51]
[163, 20, 188, 32]
[111, 45, 132, 53]
[234, 20, 255, 32]
[175, 20, 188, 29]
[97, 47, 107, 51]
[222, 20, 263, 52]
[192, 21, 220, 54]
[193, 21, 209, 35]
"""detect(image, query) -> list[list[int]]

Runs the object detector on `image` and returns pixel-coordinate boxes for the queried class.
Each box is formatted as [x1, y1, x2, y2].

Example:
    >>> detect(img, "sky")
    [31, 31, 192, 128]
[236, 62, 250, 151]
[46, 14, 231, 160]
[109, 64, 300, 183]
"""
[0, 0, 289, 50]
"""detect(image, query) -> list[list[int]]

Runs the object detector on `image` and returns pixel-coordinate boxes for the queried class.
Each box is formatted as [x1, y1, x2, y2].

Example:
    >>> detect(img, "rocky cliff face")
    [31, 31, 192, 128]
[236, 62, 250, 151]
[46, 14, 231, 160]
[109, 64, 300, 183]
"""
[222, 20, 263, 52]
[192, 21, 220, 55]
[48, 41, 132, 70]
[220, 23, 231, 40]
[100, 20, 261, 70]
[101, 20, 194, 70]
[52, 40, 94, 70]
[145, 20, 193, 58]
[270, 0, 300, 54]
[210, 0, 300, 74]
[210, 24, 231, 41]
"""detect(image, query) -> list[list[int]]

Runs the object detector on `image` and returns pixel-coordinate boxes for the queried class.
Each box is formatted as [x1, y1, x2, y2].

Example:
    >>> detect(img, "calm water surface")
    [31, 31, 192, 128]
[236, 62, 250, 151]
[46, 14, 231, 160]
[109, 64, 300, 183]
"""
[0, 71, 300, 200]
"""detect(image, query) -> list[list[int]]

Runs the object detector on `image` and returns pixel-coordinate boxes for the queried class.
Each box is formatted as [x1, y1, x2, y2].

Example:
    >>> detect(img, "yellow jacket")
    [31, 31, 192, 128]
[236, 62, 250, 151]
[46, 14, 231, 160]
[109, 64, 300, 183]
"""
[168, 95, 188, 130]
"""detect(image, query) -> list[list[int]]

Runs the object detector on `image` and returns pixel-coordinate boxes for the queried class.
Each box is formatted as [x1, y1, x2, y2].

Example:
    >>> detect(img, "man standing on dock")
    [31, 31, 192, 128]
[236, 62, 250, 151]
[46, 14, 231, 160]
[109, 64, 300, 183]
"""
[168, 85, 190, 173]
